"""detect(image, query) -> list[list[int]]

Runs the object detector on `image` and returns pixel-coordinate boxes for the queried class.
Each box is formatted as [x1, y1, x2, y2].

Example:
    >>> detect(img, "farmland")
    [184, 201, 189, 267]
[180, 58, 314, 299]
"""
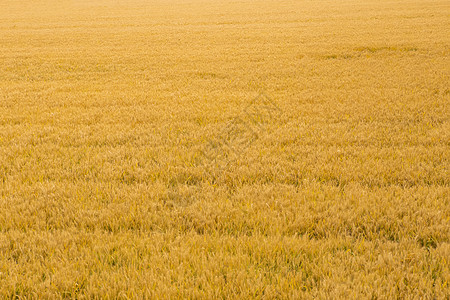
[0, 0, 449, 298]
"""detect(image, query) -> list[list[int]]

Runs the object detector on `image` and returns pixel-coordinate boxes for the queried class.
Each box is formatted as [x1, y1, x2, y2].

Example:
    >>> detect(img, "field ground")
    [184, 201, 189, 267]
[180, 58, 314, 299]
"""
[0, 0, 449, 298]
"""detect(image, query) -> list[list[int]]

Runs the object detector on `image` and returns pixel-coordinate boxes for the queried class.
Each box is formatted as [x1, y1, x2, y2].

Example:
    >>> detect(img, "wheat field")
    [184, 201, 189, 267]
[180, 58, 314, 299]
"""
[0, 0, 449, 298]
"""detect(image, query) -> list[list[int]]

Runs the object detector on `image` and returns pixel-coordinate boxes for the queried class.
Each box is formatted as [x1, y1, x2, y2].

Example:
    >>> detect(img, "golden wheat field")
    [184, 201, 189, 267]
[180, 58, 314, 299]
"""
[0, 0, 449, 298]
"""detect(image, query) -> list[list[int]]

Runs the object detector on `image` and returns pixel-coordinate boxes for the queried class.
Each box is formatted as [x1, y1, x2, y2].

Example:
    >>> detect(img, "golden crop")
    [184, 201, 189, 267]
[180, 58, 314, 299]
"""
[0, 0, 449, 298]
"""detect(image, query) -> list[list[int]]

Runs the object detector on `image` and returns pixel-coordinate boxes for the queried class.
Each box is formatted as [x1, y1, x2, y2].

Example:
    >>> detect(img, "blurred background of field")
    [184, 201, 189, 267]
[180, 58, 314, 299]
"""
[0, 0, 449, 298]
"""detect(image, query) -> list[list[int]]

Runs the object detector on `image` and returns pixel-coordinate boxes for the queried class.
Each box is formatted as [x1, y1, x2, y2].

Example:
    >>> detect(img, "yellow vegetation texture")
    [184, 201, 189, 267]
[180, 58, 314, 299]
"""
[0, 0, 449, 298]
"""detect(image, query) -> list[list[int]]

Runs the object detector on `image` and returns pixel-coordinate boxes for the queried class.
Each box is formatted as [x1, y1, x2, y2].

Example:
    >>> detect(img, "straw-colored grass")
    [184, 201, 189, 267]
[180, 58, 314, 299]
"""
[0, 0, 449, 298]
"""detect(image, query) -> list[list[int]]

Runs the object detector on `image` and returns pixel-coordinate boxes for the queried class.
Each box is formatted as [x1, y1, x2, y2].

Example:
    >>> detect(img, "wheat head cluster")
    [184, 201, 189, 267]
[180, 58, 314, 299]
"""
[0, 0, 449, 298]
